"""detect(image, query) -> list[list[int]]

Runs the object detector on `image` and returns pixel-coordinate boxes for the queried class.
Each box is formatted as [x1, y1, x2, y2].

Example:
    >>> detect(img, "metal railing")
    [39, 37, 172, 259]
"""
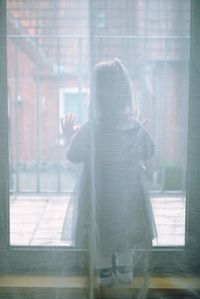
[7, 34, 189, 194]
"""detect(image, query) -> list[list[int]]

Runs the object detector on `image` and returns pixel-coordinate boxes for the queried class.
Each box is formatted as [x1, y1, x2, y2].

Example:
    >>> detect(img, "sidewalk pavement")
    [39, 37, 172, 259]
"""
[10, 195, 185, 247]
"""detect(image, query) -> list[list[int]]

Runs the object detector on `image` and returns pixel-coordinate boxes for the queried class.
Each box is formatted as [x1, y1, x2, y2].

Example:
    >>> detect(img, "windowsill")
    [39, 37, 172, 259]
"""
[0, 275, 200, 289]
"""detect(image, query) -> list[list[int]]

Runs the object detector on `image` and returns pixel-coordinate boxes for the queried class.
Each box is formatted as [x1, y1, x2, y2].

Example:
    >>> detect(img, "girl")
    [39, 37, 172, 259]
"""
[61, 59, 156, 287]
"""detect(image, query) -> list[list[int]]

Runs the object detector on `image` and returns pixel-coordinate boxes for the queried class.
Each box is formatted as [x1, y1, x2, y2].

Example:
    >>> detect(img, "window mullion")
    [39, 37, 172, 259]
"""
[0, 0, 10, 271]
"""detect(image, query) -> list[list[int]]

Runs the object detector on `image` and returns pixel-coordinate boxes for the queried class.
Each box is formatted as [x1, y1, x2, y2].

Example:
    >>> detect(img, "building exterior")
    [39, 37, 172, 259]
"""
[7, 0, 190, 191]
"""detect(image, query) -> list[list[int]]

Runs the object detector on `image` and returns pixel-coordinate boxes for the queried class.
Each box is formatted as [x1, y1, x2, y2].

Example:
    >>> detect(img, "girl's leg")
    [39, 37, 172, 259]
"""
[115, 250, 134, 284]
[96, 252, 113, 287]
[96, 252, 112, 269]
[115, 250, 133, 267]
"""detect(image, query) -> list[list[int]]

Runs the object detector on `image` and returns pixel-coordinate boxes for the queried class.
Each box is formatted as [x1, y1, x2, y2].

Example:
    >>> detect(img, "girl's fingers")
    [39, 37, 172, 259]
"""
[65, 113, 76, 125]
[65, 113, 71, 126]
[71, 113, 76, 124]
[63, 113, 77, 135]
[68, 113, 72, 123]
[60, 118, 64, 132]
[133, 110, 147, 126]
[142, 119, 148, 126]
[61, 113, 79, 140]
[65, 114, 68, 125]
[69, 114, 74, 125]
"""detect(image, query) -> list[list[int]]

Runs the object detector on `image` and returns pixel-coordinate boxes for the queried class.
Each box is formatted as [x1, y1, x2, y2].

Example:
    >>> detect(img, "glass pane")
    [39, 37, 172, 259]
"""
[7, 0, 190, 247]
[7, 0, 89, 246]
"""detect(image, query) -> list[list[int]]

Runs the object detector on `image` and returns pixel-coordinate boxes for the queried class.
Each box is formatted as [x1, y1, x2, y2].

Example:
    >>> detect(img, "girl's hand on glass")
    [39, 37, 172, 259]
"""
[133, 110, 147, 126]
[61, 113, 79, 142]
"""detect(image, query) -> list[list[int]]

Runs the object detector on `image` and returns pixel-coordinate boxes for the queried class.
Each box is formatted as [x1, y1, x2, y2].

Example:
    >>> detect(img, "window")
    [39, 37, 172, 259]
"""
[1, 0, 200, 275]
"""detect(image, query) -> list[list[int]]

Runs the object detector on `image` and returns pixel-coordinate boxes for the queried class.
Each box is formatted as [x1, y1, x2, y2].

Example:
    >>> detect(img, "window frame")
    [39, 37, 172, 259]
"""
[1, 0, 200, 275]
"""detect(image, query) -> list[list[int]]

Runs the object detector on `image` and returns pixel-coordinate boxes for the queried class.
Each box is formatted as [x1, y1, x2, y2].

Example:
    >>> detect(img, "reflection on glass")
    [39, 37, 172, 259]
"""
[7, 0, 190, 247]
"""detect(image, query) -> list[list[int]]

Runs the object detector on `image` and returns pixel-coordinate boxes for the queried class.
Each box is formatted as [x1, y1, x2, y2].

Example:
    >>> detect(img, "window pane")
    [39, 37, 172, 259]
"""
[7, 0, 89, 246]
[7, 0, 190, 247]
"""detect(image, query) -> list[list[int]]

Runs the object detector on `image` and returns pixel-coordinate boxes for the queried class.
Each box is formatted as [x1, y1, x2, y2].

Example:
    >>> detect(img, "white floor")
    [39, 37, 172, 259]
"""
[10, 195, 185, 247]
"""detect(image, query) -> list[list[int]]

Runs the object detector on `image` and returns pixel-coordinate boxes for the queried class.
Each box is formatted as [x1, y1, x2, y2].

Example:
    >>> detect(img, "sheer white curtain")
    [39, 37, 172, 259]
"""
[5, 0, 191, 298]
[62, 0, 190, 296]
